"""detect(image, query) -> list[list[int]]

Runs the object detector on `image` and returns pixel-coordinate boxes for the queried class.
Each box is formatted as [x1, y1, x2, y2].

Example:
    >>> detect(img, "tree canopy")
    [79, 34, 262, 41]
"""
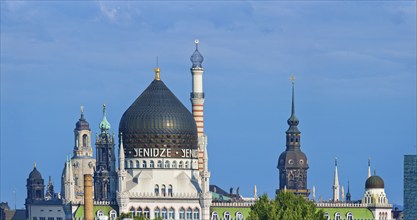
[248, 191, 325, 220]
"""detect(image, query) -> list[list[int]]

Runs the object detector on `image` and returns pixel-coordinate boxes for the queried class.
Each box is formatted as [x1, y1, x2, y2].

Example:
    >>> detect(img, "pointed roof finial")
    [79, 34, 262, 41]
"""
[335, 157, 338, 166]
[34, 162, 37, 169]
[99, 103, 111, 132]
[368, 157, 371, 178]
[290, 75, 296, 115]
[80, 105, 84, 119]
[154, 56, 161, 81]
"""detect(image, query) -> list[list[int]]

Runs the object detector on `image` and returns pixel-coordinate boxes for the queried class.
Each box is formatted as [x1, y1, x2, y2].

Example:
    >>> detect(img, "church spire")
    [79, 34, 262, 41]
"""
[333, 158, 340, 202]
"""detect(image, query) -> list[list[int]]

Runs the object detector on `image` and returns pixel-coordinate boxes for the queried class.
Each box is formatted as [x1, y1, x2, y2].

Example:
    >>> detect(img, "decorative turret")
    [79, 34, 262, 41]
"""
[277, 75, 309, 198]
[346, 181, 351, 202]
[333, 158, 340, 202]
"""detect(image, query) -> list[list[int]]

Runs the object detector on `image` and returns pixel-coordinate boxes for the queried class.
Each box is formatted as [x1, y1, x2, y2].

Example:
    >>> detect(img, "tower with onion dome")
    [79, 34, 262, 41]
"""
[277, 76, 310, 198]
[94, 104, 117, 202]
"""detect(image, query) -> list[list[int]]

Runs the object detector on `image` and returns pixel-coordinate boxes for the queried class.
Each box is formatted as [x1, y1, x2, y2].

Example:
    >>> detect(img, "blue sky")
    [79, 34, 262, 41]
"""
[1, 1, 416, 208]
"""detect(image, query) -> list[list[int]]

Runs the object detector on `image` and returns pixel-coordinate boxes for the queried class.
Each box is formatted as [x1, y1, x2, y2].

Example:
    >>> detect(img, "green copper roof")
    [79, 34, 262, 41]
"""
[99, 104, 111, 132]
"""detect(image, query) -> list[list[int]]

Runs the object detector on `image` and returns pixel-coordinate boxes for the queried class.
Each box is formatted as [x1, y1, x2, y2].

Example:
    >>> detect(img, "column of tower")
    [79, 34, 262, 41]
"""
[190, 39, 206, 171]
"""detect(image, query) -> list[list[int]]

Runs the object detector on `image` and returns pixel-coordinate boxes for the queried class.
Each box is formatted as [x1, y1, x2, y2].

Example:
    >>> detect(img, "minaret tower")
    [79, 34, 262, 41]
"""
[333, 158, 340, 202]
[277, 75, 309, 197]
[190, 40, 211, 220]
[94, 104, 117, 201]
[190, 39, 206, 171]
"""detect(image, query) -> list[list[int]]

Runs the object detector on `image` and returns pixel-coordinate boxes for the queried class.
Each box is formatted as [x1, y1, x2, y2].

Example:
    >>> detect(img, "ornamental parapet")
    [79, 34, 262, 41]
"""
[315, 202, 392, 208]
[73, 200, 117, 205]
[127, 192, 200, 199]
[211, 201, 255, 207]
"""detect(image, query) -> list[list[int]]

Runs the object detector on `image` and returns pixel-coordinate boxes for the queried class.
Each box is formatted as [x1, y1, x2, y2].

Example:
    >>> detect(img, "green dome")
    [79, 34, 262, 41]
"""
[99, 104, 111, 132]
[365, 175, 384, 189]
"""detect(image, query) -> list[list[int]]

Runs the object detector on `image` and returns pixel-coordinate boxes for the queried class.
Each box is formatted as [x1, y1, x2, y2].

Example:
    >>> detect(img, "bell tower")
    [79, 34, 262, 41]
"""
[94, 104, 117, 201]
[277, 76, 309, 197]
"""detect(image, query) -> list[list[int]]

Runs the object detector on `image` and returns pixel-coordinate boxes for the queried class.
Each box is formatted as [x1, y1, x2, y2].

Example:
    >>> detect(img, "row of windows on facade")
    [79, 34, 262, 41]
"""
[126, 160, 192, 169]
[211, 211, 244, 220]
[128, 207, 200, 220]
[154, 184, 173, 196]
[363, 194, 387, 204]
[324, 212, 353, 220]
[33, 217, 63, 220]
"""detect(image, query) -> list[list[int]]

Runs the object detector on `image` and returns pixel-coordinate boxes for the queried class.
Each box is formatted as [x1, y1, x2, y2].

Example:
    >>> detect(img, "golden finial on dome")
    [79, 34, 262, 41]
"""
[34, 162, 37, 169]
[154, 56, 160, 80]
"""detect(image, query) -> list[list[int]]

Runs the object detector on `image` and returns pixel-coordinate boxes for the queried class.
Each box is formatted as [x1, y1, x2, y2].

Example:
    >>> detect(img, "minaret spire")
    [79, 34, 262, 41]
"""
[333, 157, 340, 202]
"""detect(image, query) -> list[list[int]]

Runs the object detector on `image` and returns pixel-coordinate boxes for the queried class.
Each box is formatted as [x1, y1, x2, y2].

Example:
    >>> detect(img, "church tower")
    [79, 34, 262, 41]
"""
[277, 76, 309, 197]
[62, 107, 96, 203]
[94, 104, 117, 201]
[26, 164, 45, 203]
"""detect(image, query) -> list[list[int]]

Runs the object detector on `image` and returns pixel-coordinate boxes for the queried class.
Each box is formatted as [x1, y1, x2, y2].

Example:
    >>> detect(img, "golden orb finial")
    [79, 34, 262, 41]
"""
[154, 67, 161, 80]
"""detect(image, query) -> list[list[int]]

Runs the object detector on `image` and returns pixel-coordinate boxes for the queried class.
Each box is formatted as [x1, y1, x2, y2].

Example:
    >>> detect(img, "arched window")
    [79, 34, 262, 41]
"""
[168, 208, 175, 220]
[150, 160, 154, 168]
[96, 210, 104, 218]
[161, 207, 167, 220]
[224, 211, 230, 220]
[136, 207, 142, 217]
[168, 185, 173, 196]
[185, 161, 189, 168]
[165, 160, 170, 168]
[193, 208, 200, 220]
[129, 161, 133, 169]
[236, 212, 243, 220]
[142, 161, 147, 168]
[109, 210, 117, 220]
[172, 161, 177, 168]
[179, 161, 183, 168]
[154, 207, 160, 218]
[335, 212, 341, 220]
[211, 212, 218, 220]
[157, 160, 162, 168]
[324, 212, 329, 220]
[162, 185, 166, 196]
[144, 208, 150, 219]
[129, 207, 135, 217]
[136, 161, 140, 168]
[347, 212, 353, 220]
[155, 185, 159, 196]
[186, 208, 192, 220]
[82, 134, 88, 146]
[179, 208, 185, 220]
